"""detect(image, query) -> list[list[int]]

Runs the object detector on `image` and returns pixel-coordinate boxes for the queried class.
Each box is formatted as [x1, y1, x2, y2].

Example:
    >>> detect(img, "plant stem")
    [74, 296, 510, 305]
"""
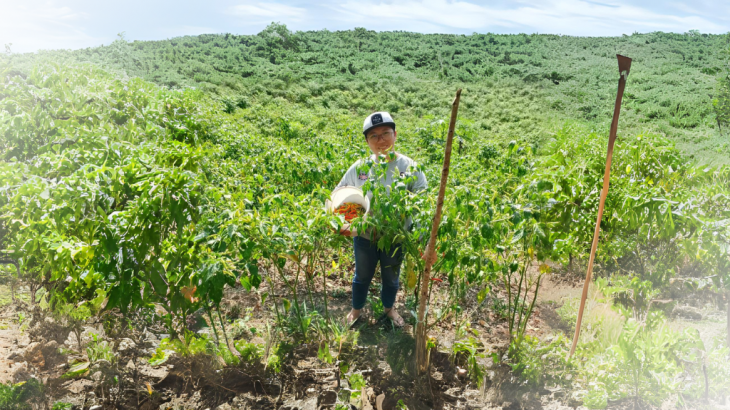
[0, 259, 19, 304]
[513, 261, 526, 340]
[205, 300, 221, 344]
[519, 273, 543, 340]
[304, 248, 317, 307]
[264, 262, 284, 328]
[504, 260, 513, 338]
[323, 260, 329, 320]
[216, 306, 236, 356]
[293, 256, 301, 306]
[727, 290, 730, 349]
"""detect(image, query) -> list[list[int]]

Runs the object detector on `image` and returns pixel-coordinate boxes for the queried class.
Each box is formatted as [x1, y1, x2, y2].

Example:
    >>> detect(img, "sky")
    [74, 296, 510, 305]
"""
[1, 0, 729, 53]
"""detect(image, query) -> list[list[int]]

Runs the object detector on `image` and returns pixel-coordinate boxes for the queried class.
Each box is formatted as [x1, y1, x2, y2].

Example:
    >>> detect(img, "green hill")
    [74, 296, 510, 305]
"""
[3, 25, 728, 162]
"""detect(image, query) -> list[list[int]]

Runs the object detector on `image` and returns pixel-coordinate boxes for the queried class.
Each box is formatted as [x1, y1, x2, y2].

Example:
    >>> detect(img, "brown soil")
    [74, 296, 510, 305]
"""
[2, 263, 727, 410]
[0, 305, 23, 384]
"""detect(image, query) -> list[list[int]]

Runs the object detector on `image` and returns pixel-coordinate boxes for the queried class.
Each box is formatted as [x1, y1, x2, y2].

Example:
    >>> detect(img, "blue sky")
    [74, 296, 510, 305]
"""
[2, 0, 729, 53]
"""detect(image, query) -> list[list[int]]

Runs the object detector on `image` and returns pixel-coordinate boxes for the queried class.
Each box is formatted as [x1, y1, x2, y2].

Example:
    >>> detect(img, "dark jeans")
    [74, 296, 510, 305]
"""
[352, 236, 403, 310]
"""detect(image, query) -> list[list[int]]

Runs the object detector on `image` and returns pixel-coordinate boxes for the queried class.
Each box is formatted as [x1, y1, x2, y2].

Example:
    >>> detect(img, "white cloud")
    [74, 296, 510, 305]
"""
[331, 0, 728, 35]
[229, 2, 307, 22]
[667, 0, 730, 19]
[0, 1, 109, 53]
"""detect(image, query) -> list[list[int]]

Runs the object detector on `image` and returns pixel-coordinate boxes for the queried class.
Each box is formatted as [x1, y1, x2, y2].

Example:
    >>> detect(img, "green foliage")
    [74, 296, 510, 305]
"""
[2, 62, 724, 366]
[536, 126, 730, 303]
[344, 373, 368, 407]
[163, 333, 209, 357]
[0, 65, 239, 339]
[216, 342, 240, 366]
[368, 297, 384, 321]
[477, 143, 500, 166]
[148, 333, 211, 366]
[4, 27, 726, 158]
[712, 34, 730, 132]
[552, 284, 730, 406]
[61, 360, 91, 379]
[234, 340, 264, 363]
[452, 337, 486, 387]
[583, 389, 608, 409]
[86, 333, 115, 364]
[509, 334, 575, 388]
[598, 275, 660, 320]
[581, 316, 710, 406]
[148, 346, 173, 367]
[0, 379, 43, 410]
[276, 302, 321, 342]
[608, 318, 683, 405]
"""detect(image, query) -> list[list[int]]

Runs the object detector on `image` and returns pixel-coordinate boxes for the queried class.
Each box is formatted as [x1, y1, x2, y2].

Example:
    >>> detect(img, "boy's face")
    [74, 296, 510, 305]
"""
[365, 125, 397, 156]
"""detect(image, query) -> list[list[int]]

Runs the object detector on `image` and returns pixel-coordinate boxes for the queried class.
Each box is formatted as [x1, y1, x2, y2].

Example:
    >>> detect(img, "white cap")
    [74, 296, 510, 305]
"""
[363, 112, 396, 136]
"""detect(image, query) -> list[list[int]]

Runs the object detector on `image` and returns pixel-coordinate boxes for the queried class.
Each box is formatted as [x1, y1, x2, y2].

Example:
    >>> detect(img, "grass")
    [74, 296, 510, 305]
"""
[0, 285, 11, 307]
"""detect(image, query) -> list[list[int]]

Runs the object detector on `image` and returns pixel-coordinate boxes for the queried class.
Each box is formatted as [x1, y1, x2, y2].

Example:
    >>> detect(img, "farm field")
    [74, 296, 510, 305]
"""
[1, 26, 730, 410]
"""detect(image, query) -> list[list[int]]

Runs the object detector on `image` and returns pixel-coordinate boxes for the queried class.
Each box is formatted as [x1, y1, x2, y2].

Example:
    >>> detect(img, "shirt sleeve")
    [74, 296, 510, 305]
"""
[337, 161, 360, 188]
[405, 159, 427, 193]
[411, 169, 428, 193]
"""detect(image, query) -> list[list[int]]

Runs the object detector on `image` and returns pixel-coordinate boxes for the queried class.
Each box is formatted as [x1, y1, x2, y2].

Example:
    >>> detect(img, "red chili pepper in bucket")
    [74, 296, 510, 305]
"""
[334, 202, 364, 222]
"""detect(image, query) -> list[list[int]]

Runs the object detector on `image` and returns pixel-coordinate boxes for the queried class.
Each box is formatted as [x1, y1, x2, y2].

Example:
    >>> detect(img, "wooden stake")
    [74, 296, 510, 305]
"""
[569, 55, 631, 359]
[416, 88, 461, 374]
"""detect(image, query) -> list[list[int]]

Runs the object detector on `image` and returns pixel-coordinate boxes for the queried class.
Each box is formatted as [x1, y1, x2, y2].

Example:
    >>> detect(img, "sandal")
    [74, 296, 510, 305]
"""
[379, 310, 406, 329]
[347, 313, 367, 329]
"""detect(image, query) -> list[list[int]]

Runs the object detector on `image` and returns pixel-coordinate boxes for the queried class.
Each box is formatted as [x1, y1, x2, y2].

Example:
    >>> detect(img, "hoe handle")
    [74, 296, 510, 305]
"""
[569, 55, 631, 359]
[416, 88, 461, 375]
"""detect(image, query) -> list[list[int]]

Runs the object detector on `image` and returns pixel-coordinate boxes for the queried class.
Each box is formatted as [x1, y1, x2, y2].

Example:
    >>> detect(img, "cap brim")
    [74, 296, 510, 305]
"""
[363, 122, 396, 136]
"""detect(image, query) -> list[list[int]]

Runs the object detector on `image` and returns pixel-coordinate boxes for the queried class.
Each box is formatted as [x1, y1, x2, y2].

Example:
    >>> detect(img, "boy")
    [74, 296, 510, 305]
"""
[336, 112, 427, 327]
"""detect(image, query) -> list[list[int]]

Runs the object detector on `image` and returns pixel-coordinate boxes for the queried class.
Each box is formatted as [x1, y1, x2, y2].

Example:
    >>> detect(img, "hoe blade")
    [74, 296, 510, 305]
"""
[617, 54, 632, 77]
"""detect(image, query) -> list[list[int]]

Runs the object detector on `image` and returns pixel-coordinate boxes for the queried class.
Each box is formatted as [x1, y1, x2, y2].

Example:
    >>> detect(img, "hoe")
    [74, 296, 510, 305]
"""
[569, 54, 632, 358]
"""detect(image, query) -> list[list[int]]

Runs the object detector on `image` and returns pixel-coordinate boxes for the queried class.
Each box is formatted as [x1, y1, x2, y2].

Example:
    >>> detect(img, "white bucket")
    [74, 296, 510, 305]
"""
[326, 186, 370, 216]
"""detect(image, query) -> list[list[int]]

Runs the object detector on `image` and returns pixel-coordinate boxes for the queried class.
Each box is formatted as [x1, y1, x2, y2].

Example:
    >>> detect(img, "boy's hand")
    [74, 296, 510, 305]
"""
[338, 223, 356, 237]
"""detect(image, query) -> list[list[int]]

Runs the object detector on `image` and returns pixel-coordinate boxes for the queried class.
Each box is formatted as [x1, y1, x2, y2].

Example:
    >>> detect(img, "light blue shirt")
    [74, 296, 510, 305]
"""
[337, 153, 428, 193]
[337, 153, 427, 239]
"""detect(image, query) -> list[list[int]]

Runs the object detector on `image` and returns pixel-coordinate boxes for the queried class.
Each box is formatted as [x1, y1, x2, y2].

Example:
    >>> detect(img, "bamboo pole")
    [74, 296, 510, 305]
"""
[569, 55, 631, 358]
[416, 88, 461, 374]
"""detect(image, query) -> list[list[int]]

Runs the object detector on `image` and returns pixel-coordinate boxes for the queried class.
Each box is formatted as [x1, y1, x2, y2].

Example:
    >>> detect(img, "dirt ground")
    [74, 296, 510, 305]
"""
[0, 265, 728, 410]
[0, 305, 23, 385]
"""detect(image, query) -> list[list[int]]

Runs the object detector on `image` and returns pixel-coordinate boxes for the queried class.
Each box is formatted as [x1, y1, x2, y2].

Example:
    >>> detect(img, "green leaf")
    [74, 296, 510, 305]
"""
[318, 342, 333, 364]
[510, 228, 524, 244]
[61, 361, 90, 379]
[148, 348, 173, 366]
[348, 373, 366, 390]
[150, 264, 168, 297]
